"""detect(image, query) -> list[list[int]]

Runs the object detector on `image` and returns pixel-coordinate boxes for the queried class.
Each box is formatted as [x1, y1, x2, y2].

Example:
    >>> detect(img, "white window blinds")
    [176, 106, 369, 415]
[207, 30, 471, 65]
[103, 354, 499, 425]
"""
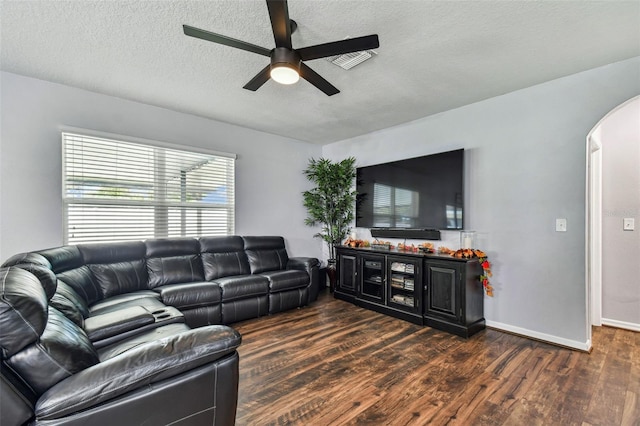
[62, 132, 235, 244]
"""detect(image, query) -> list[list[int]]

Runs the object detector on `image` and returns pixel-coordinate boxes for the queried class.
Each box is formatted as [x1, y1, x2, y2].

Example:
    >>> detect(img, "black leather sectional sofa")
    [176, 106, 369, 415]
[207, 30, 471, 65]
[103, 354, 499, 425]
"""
[0, 235, 320, 425]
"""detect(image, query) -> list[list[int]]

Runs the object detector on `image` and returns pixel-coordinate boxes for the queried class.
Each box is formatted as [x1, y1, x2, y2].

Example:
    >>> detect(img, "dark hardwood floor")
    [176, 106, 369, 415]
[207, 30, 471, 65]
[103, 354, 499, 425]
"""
[233, 289, 640, 425]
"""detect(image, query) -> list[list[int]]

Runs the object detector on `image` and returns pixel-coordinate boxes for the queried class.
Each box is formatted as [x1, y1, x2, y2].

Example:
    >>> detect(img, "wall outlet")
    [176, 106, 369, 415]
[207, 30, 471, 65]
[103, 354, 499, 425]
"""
[623, 218, 635, 231]
[556, 218, 567, 232]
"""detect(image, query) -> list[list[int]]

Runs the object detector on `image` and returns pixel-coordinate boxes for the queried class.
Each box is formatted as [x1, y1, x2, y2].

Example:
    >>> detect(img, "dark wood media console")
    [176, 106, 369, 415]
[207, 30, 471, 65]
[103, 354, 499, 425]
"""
[335, 246, 485, 337]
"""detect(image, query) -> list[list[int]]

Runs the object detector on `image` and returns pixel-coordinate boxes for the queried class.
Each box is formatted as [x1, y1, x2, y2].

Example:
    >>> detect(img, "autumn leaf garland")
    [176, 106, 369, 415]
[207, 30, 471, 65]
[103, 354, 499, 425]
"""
[443, 247, 495, 297]
[478, 258, 493, 297]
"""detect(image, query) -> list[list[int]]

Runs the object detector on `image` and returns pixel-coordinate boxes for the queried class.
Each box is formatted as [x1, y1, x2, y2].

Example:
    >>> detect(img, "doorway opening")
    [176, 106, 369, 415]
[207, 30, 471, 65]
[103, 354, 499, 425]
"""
[586, 95, 640, 338]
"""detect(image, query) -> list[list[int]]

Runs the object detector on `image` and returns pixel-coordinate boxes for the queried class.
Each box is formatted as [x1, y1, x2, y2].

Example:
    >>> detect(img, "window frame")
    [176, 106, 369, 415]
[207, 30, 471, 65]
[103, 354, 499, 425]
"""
[61, 128, 236, 245]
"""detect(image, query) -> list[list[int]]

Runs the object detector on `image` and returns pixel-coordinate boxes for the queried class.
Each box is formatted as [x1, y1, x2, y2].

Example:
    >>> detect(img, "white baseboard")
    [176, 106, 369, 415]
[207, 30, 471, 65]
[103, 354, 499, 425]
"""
[485, 320, 592, 352]
[601, 318, 640, 332]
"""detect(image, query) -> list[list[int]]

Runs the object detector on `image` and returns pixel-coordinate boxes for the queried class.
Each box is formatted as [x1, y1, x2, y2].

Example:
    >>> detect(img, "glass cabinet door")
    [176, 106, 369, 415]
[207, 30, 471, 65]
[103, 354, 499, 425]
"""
[387, 256, 421, 313]
[359, 254, 385, 302]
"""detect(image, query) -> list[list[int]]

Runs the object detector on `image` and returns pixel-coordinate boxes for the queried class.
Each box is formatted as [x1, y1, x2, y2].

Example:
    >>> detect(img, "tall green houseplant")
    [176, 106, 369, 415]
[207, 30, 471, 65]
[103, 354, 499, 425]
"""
[303, 157, 357, 261]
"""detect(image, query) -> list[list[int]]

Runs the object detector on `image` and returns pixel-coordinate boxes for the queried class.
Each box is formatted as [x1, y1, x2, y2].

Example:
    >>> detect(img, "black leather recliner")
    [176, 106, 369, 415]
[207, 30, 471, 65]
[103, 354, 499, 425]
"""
[0, 266, 241, 426]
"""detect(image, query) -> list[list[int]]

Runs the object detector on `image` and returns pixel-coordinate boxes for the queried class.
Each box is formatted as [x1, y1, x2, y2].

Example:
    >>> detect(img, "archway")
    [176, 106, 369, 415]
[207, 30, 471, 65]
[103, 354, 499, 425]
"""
[586, 95, 640, 336]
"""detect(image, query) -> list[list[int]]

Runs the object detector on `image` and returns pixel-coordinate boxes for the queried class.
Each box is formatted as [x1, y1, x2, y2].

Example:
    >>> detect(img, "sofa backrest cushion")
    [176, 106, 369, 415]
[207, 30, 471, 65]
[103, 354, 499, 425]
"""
[200, 236, 250, 280]
[243, 236, 289, 274]
[79, 242, 149, 299]
[37, 246, 84, 274]
[11, 264, 58, 301]
[88, 261, 148, 299]
[50, 281, 89, 327]
[57, 266, 102, 306]
[0, 267, 48, 357]
[6, 307, 99, 396]
[54, 281, 89, 318]
[145, 238, 204, 288]
[79, 241, 146, 265]
[1, 251, 51, 269]
[34, 246, 104, 306]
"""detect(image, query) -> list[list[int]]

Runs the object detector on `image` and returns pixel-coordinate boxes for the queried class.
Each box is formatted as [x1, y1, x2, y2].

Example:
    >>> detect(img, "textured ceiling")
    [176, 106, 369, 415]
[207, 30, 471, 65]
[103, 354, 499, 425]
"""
[1, 0, 639, 144]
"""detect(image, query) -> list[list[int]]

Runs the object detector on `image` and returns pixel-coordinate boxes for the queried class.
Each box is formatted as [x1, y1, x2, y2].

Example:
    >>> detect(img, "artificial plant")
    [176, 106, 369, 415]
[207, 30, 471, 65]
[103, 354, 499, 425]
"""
[303, 157, 357, 260]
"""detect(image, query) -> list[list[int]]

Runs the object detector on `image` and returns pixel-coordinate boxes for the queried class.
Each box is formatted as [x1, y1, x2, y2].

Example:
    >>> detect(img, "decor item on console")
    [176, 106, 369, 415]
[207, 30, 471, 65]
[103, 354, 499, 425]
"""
[343, 239, 435, 253]
[302, 157, 357, 291]
[0, 235, 319, 425]
[460, 231, 476, 249]
[438, 247, 494, 296]
[344, 237, 370, 248]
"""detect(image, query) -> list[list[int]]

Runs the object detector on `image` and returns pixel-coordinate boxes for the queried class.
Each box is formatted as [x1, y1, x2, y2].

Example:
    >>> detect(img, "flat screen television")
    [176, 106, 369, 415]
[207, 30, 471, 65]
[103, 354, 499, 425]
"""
[356, 149, 464, 231]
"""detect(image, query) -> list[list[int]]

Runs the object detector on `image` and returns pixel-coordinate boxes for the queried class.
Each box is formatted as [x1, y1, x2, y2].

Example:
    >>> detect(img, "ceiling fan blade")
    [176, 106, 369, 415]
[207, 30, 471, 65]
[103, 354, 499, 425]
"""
[243, 65, 272, 91]
[266, 0, 292, 49]
[183, 25, 272, 57]
[297, 34, 379, 61]
[299, 63, 339, 96]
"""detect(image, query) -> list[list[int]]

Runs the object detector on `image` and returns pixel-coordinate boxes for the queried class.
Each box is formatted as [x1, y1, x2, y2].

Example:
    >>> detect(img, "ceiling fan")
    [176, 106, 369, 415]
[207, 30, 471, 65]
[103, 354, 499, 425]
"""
[183, 0, 379, 96]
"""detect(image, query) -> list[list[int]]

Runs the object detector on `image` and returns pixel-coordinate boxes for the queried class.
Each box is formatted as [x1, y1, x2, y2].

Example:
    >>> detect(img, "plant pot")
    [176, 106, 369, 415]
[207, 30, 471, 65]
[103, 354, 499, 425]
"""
[326, 259, 337, 293]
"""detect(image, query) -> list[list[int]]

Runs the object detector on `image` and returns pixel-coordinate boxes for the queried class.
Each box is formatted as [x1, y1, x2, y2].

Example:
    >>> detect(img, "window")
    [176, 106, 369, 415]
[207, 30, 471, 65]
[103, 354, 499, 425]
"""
[372, 183, 419, 227]
[62, 132, 235, 244]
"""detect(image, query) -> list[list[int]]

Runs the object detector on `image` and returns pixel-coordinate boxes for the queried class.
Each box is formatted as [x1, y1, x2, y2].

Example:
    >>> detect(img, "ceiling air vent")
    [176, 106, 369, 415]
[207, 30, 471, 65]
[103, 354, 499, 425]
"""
[326, 49, 377, 70]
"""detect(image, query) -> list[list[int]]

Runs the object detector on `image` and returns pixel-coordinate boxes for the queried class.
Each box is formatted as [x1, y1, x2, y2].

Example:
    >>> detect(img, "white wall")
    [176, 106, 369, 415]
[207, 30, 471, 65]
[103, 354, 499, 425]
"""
[600, 97, 640, 329]
[0, 72, 323, 261]
[323, 57, 640, 349]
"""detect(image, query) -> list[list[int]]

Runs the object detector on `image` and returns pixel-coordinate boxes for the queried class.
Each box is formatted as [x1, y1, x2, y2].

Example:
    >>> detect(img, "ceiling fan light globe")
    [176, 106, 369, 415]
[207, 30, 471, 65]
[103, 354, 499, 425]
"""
[270, 65, 300, 85]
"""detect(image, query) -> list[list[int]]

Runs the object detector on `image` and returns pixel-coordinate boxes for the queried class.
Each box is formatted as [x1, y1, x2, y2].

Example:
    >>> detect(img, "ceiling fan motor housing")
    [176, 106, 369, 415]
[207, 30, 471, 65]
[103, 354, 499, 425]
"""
[271, 47, 301, 73]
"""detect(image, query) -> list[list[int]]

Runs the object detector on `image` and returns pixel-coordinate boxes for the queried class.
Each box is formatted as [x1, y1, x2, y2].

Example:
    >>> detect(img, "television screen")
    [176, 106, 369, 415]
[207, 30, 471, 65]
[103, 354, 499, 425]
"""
[356, 149, 464, 230]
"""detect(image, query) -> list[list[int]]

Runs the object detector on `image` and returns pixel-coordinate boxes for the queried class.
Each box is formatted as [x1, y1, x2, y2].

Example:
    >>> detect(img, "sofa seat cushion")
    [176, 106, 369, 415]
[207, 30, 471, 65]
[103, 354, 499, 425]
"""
[260, 270, 309, 292]
[214, 275, 269, 302]
[89, 291, 163, 316]
[154, 282, 221, 309]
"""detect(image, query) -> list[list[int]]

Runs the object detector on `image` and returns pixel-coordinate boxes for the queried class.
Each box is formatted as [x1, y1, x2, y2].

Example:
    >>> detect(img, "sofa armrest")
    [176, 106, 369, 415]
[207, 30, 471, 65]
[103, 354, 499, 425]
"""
[287, 257, 320, 302]
[34, 325, 241, 420]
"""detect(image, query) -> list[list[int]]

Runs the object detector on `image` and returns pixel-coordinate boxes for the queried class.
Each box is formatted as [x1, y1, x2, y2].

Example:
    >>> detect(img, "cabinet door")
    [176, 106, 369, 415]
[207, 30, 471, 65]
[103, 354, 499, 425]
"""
[338, 253, 357, 294]
[424, 261, 462, 323]
[387, 256, 421, 313]
[359, 254, 385, 303]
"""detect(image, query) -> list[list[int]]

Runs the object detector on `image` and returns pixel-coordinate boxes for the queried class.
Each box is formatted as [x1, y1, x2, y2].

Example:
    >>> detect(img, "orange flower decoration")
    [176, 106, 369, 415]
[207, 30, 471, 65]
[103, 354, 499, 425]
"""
[438, 247, 494, 296]
[478, 257, 493, 296]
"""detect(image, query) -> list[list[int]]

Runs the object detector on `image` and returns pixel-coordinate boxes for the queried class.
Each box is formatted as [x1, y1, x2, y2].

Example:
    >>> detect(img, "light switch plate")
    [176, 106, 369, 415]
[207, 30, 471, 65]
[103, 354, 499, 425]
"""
[623, 218, 635, 231]
[556, 218, 567, 232]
